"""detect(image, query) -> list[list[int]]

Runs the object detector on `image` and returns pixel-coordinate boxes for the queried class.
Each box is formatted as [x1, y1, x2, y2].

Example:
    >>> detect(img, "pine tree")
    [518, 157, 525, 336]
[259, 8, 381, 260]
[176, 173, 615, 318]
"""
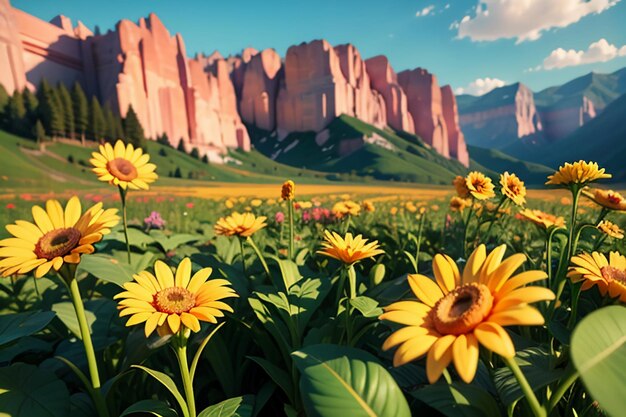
[89, 96, 105, 142]
[104, 107, 117, 143]
[0, 84, 9, 127]
[190, 147, 200, 159]
[57, 84, 74, 139]
[7, 90, 27, 136]
[202, 154, 209, 163]
[51, 86, 65, 136]
[157, 132, 170, 146]
[114, 113, 124, 139]
[71, 82, 88, 144]
[22, 88, 38, 126]
[37, 80, 64, 139]
[33, 119, 46, 148]
[174, 167, 182, 178]
[122, 105, 146, 148]
[177, 139, 186, 153]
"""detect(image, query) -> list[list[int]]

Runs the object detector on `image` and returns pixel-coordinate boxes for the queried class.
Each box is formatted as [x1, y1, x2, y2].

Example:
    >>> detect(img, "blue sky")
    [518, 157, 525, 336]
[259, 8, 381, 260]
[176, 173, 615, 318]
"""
[13, 0, 626, 95]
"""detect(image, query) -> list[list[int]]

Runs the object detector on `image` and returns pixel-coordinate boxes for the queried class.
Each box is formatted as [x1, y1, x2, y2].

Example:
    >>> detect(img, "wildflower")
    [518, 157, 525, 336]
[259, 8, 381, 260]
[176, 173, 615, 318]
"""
[597, 220, 624, 239]
[500, 172, 526, 206]
[275, 212, 285, 223]
[90, 140, 158, 190]
[466, 172, 495, 200]
[214, 212, 267, 237]
[332, 201, 361, 219]
[251, 199, 263, 207]
[362, 201, 375, 212]
[114, 258, 237, 336]
[0, 197, 119, 277]
[517, 209, 565, 230]
[185, 202, 194, 209]
[568, 252, 626, 301]
[225, 199, 234, 209]
[144, 211, 166, 230]
[450, 197, 471, 213]
[546, 160, 611, 187]
[302, 211, 311, 222]
[318, 230, 384, 265]
[281, 180, 295, 200]
[5, 203, 15, 209]
[583, 188, 626, 211]
[453, 175, 471, 198]
[380, 245, 553, 383]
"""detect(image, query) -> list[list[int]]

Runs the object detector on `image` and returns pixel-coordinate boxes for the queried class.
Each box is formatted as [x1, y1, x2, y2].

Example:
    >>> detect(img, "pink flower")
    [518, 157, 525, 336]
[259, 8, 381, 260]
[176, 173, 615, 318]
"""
[275, 211, 285, 223]
[5, 203, 15, 209]
[186, 202, 194, 209]
[302, 210, 311, 222]
[144, 211, 166, 230]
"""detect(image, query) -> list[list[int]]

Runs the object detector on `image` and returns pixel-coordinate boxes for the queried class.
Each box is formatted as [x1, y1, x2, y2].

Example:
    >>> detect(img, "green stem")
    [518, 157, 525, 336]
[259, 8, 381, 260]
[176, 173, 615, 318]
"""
[462, 203, 474, 258]
[239, 237, 248, 277]
[503, 356, 546, 417]
[414, 212, 426, 273]
[118, 186, 131, 263]
[547, 367, 579, 413]
[66, 273, 109, 417]
[288, 201, 295, 260]
[246, 236, 271, 279]
[175, 342, 196, 417]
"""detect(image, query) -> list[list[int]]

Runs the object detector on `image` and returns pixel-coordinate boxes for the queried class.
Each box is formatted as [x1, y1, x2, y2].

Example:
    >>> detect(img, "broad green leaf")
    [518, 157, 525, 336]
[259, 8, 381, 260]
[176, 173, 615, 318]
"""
[0, 363, 70, 417]
[52, 301, 95, 339]
[292, 344, 411, 417]
[52, 298, 118, 341]
[132, 365, 189, 417]
[198, 395, 254, 417]
[268, 256, 301, 291]
[107, 228, 156, 248]
[350, 296, 383, 318]
[0, 336, 52, 363]
[571, 305, 626, 417]
[248, 355, 293, 402]
[77, 254, 135, 286]
[369, 264, 386, 286]
[412, 382, 502, 417]
[120, 400, 179, 417]
[70, 392, 96, 417]
[0, 311, 55, 346]
[150, 230, 201, 252]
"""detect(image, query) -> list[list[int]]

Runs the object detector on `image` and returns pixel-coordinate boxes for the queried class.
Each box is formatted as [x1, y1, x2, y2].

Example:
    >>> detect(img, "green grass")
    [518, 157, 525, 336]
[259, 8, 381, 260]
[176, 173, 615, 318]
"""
[467, 145, 553, 185]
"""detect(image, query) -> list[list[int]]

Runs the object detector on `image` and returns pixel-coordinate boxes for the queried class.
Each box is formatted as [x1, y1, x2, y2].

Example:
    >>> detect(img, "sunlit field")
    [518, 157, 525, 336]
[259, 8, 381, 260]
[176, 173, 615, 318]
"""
[1, 144, 625, 417]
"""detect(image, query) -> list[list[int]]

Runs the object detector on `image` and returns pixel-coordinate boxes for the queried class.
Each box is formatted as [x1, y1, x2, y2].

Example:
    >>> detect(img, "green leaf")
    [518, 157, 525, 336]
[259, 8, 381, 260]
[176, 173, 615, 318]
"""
[52, 301, 95, 339]
[269, 256, 301, 291]
[0, 311, 55, 346]
[132, 365, 189, 417]
[0, 363, 70, 417]
[248, 355, 293, 403]
[120, 399, 179, 417]
[198, 395, 254, 417]
[412, 382, 502, 417]
[150, 230, 201, 252]
[107, 228, 156, 248]
[292, 344, 411, 417]
[369, 264, 386, 286]
[52, 298, 118, 341]
[571, 305, 626, 417]
[77, 253, 135, 286]
[350, 296, 383, 318]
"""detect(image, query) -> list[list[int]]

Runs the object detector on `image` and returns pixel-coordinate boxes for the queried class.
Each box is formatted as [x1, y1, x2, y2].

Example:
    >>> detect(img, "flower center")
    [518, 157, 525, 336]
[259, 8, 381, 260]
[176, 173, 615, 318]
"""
[154, 287, 196, 314]
[432, 283, 493, 335]
[34, 227, 81, 260]
[601, 266, 626, 285]
[106, 158, 138, 181]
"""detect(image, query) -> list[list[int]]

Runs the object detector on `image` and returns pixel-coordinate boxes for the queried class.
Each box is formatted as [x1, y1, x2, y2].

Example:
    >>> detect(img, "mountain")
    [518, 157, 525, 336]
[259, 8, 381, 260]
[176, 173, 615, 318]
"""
[466, 145, 553, 185]
[0, 0, 470, 181]
[457, 67, 626, 150]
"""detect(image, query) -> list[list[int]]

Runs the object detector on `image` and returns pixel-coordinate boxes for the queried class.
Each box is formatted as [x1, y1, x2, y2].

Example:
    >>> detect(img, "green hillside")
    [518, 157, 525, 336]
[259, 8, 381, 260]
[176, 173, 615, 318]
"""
[251, 115, 468, 184]
[467, 145, 553, 185]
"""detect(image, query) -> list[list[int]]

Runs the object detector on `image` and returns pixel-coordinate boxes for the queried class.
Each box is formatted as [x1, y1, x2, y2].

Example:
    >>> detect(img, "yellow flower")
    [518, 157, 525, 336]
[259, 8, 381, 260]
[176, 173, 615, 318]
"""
[332, 201, 361, 219]
[0, 197, 119, 278]
[251, 199, 263, 207]
[90, 140, 158, 190]
[450, 196, 471, 213]
[380, 245, 553, 383]
[214, 212, 267, 237]
[225, 199, 235, 209]
[466, 172, 495, 200]
[583, 188, 626, 211]
[453, 175, 471, 198]
[390, 207, 399, 216]
[317, 230, 384, 265]
[281, 180, 295, 200]
[568, 252, 626, 302]
[362, 201, 375, 212]
[299, 201, 313, 209]
[405, 202, 417, 213]
[597, 220, 624, 239]
[500, 172, 526, 206]
[114, 258, 237, 337]
[546, 160, 611, 187]
[517, 209, 565, 230]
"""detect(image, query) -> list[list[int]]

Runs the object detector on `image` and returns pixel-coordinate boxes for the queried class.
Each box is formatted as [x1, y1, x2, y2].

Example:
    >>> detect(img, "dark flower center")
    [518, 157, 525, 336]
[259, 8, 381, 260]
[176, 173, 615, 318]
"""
[601, 266, 626, 285]
[107, 158, 138, 181]
[154, 287, 196, 314]
[34, 228, 82, 260]
[432, 283, 493, 335]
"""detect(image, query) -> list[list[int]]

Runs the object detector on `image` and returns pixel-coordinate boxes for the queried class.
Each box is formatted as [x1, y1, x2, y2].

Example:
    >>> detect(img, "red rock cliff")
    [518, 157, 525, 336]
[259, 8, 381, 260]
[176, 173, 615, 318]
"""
[239, 48, 282, 131]
[441, 85, 469, 167]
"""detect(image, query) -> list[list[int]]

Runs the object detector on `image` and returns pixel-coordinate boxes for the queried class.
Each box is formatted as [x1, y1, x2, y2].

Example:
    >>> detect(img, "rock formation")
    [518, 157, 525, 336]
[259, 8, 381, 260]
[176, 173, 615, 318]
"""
[441, 85, 469, 167]
[538, 96, 596, 141]
[239, 48, 281, 131]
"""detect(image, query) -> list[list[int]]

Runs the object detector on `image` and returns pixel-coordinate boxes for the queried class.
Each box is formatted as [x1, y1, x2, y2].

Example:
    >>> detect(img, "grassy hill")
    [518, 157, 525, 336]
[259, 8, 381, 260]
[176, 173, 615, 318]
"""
[467, 145, 553, 185]
[251, 115, 468, 184]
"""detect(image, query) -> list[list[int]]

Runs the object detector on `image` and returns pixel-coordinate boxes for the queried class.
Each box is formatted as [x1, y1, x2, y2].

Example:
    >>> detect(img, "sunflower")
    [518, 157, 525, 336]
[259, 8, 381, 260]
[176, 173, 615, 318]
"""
[214, 212, 267, 237]
[332, 201, 361, 219]
[546, 160, 611, 187]
[500, 172, 526, 206]
[281, 180, 295, 200]
[517, 209, 565, 230]
[466, 172, 495, 200]
[318, 230, 384, 265]
[0, 197, 119, 278]
[453, 175, 471, 198]
[568, 252, 626, 302]
[90, 140, 158, 190]
[450, 196, 471, 213]
[115, 258, 237, 337]
[583, 188, 626, 211]
[380, 245, 554, 383]
[597, 220, 624, 239]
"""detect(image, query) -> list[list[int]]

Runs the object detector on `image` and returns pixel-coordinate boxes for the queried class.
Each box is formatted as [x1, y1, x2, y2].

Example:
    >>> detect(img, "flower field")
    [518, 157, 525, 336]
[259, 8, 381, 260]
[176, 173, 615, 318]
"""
[0, 142, 625, 417]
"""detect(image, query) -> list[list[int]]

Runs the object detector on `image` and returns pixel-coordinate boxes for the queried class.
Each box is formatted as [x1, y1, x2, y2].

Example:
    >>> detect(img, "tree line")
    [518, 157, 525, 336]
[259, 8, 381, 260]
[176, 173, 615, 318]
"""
[0, 80, 146, 148]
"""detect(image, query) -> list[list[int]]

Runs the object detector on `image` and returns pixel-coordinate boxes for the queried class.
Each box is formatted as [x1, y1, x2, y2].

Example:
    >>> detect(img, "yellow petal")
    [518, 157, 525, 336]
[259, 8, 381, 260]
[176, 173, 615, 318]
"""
[463, 244, 486, 284]
[181, 312, 201, 332]
[493, 287, 555, 312]
[126, 312, 153, 327]
[498, 271, 548, 296]
[6, 222, 42, 243]
[426, 335, 456, 383]
[155, 260, 175, 288]
[175, 258, 192, 288]
[379, 310, 426, 326]
[408, 274, 444, 307]
[487, 254, 527, 292]
[32, 205, 54, 233]
[382, 326, 430, 351]
[489, 306, 546, 326]
[392, 333, 439, 367]
[167, 314, 181, 333]
[187, 268, 212, 293]
[144, 313, 161, 337]
[452, 334, 479, 383]
[433, 254, 460, 294]
[479, 245, 506, 284]
[46, 200, 65, 229]
[474, 322, 515, 358]
[64, 197, 82, 227]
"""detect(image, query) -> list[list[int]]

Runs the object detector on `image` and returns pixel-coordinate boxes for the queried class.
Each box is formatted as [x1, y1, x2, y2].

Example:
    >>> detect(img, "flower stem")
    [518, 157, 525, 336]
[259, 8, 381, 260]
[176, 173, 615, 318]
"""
[288, 201, 295, 260]
[547, 366, 579, 413]
[247, 236, 270, 280]
[175, 342, 196, 417]
[66, 274, 109, 417]
[462, 203, 474, 258]
[118, 186, 131, 263]
[239, 237, 247, 277]
[503, 356, 546, 417]
[414, 212, 426, 273]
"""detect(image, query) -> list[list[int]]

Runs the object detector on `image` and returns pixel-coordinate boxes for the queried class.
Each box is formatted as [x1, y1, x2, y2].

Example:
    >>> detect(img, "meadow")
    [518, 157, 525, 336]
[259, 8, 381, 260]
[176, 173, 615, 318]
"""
[0, 141, 625, 417]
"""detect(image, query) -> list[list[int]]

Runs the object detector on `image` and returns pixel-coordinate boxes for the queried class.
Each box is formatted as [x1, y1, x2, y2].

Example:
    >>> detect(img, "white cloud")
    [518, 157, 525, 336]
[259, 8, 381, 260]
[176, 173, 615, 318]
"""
[416, 5, 435, 17]
[543, 38, 626, 69]
[456, 0, 620, 43]
[455, 77, 506, 96]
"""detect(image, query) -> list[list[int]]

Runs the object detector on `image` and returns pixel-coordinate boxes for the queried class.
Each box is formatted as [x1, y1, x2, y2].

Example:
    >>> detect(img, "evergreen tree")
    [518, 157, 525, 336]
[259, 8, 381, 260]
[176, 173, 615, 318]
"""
[89, 96, 105, 142]
[114, 113, 124, 139]
[71, 82, 88, 144]
[104, 107, 117, 143]
[37, 80, 64, 138]
[33, 119, 46, 148]
[51, 86, 65, 136]
[0, 84, 9, 127]
[177, 139, 186, 153]
[57, 84, 74, 139]
[122, 105, 146, 148]
[202, 154, 209, 163]
[22, 88, 38, 126]
[157, 132, 170, 146]
[174, 167, 182, 178]
[190, 147, 200, 159]
[7, 91, 27, 136]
